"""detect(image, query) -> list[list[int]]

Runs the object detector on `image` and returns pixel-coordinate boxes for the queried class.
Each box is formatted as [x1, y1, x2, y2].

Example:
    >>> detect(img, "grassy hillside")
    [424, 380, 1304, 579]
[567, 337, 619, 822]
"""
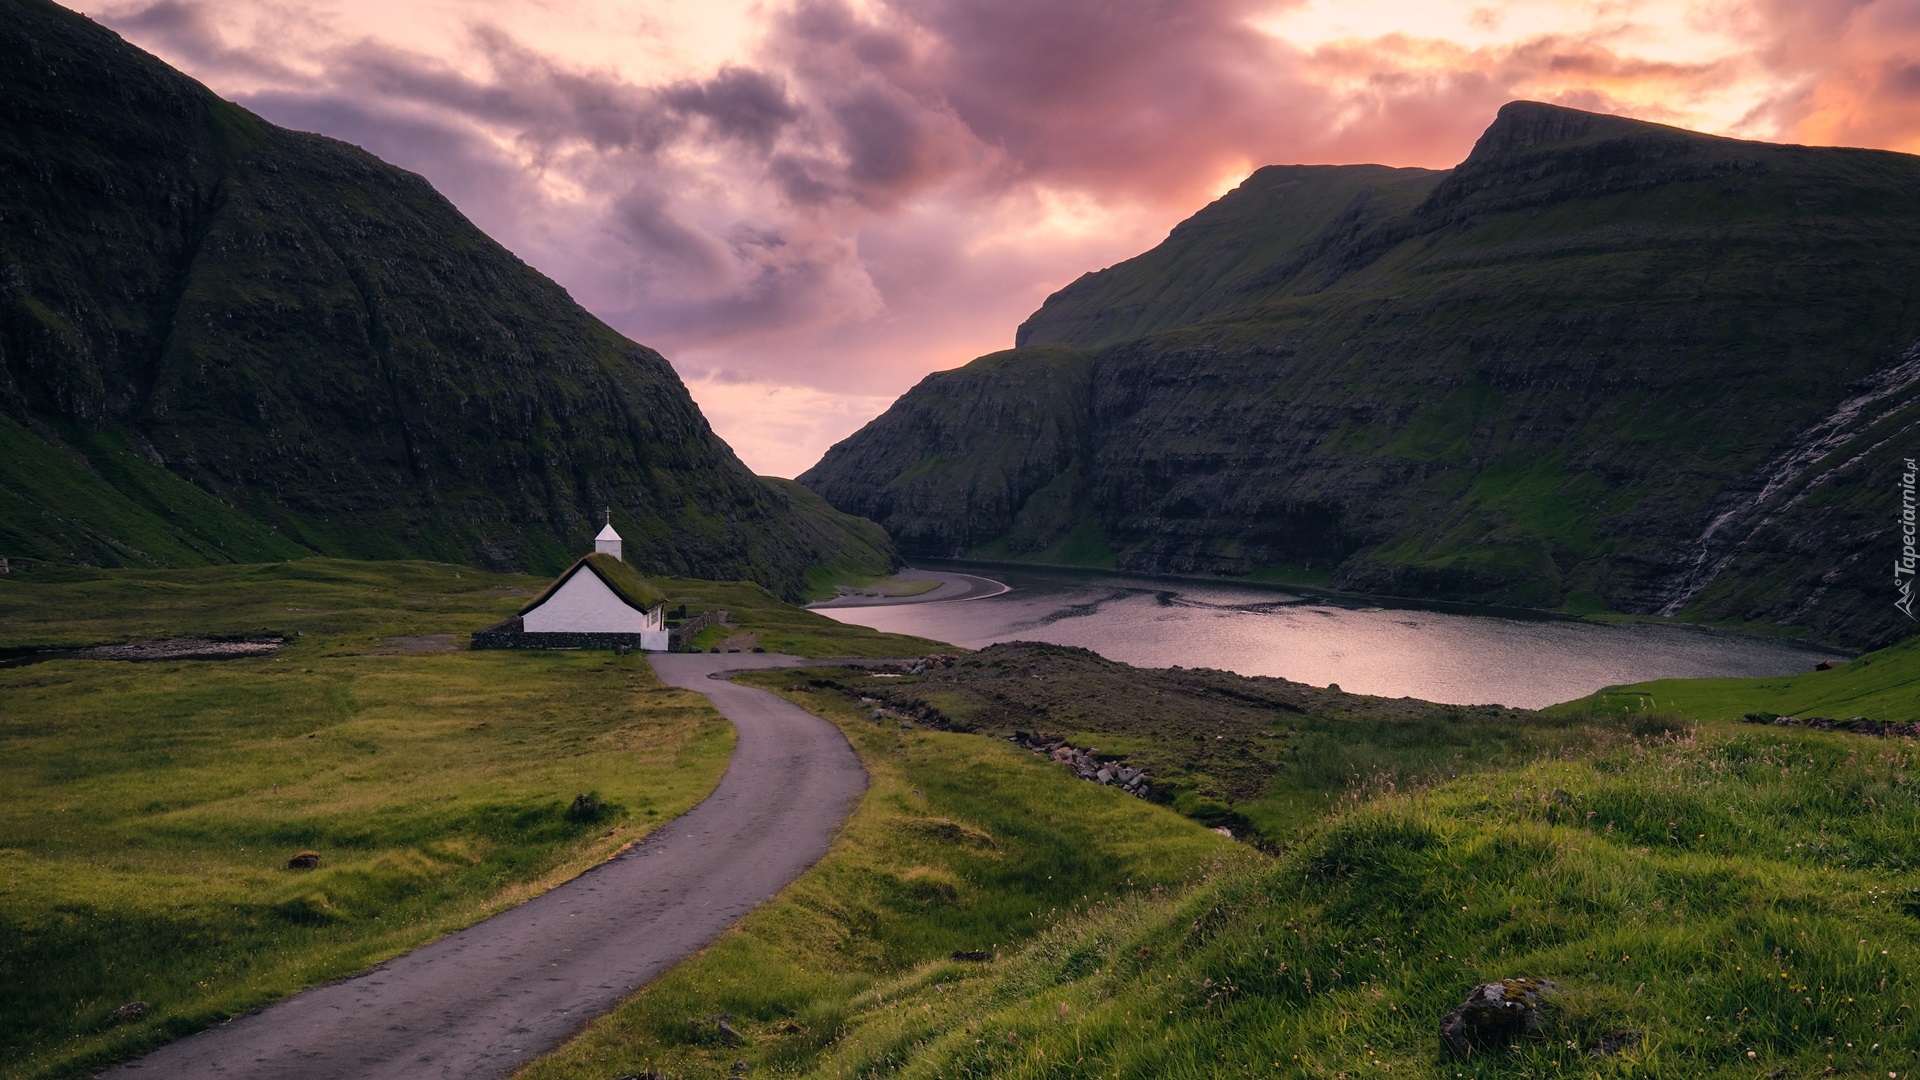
[521, 640, 1920, 1080]
[0, 0, 893, 596]
[514, 666, 1246, 1080]
[1014, 164, 1444, 349]
[1560, 633, 1920, 726]
[760, 721, 1920, 1079]
[0, 414, 309, 569]
[804, 641, 1602, 845]
[803, 102, 1920, 647]
[798, 346, 1099, 558]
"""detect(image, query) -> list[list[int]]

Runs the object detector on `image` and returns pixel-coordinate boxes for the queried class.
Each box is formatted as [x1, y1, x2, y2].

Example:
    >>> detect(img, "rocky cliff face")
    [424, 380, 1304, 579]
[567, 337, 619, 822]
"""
[802, 102, 1920, 647]
[0, 0, 892, 593]
[803, 345, 1096, 558]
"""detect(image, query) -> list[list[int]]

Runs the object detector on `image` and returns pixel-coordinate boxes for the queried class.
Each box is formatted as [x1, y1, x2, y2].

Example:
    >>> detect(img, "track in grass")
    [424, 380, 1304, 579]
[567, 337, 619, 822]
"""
[98, 653, 867, 1080]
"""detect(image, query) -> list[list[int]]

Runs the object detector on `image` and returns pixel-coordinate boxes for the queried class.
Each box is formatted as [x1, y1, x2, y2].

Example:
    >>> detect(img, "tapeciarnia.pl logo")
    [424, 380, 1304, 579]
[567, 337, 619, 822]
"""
[1900, 456, 1918, 620]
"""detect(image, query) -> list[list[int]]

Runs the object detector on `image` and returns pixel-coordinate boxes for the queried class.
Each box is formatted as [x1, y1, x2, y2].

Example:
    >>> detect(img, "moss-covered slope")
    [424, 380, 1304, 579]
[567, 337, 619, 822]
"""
[802, 102, 1920, 645]
[0, 0, 892, 595]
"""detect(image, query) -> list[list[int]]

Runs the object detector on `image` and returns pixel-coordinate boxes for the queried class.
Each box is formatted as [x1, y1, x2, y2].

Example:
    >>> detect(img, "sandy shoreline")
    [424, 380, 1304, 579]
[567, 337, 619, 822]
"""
[807, 568, 1010, 609]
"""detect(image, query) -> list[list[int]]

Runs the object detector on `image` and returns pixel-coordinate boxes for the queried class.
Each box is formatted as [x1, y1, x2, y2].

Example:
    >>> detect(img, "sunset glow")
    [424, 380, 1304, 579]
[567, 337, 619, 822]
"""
[95, 0, 1920, 475]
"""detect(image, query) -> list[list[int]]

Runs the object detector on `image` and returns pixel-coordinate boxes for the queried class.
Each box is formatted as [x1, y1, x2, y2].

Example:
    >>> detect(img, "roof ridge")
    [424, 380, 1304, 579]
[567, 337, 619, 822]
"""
[517, 553, 664, 616]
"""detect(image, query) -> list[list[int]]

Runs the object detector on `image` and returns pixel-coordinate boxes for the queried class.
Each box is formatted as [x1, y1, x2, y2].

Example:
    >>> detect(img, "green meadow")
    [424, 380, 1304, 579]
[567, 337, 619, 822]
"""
[514, 667, 1246, 1080]
[0, 559, 936, 1079]
[1560, 633, 1920, 725]
[8, 557, 1919, 1080]
[741, 719, 1920, 1079]
[517, 644, 1920, 1079]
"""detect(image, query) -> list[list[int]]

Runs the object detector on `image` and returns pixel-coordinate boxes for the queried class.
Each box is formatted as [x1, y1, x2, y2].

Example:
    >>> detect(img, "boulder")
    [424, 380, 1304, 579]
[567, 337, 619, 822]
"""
[285, 851, 321, 869]
[102, 1000, 148, 1026]
[566, 793, 605, 822]
[1439, 977, 1561, 1058]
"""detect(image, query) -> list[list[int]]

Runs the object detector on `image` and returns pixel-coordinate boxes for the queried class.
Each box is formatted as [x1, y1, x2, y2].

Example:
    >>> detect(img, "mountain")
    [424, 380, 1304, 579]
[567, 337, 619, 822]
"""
[0, 0, 893, 594]
[801, 102, 1920, 647]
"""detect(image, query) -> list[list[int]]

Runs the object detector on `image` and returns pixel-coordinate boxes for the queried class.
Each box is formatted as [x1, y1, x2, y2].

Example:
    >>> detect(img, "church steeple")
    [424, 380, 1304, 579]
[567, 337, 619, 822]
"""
[594, 510, 622, 561]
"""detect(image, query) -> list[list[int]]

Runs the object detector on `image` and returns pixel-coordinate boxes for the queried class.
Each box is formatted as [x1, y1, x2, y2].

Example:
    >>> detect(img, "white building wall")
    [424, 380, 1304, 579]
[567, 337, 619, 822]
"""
[640, 628, 669, 651]
[523, 570, 649, 633]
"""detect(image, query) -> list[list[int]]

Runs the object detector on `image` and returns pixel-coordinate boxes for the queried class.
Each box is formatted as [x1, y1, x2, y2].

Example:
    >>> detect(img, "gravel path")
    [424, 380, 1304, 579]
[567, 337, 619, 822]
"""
[99, 652, 867, 1080]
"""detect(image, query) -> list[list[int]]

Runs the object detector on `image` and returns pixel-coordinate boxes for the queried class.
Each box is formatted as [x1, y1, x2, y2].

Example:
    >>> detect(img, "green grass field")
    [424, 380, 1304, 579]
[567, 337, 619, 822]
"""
[834, 642, 1606, 846]
[10, 556, 1919, 1080]
[515, 641, 1920, 1079]
[0, 559, 938, 1079]
[1555, 633, 1920, 725]
[751, 720, 1920, 1079]
[514, 668, 1245, 1080]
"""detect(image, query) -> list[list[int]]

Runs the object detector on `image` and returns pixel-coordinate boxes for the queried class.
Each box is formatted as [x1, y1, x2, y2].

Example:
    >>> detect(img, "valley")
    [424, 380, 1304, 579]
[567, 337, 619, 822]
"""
[800, 103, 1920, 650]
[3, 0, 1918, 1076]
[0, 0, 893, 597]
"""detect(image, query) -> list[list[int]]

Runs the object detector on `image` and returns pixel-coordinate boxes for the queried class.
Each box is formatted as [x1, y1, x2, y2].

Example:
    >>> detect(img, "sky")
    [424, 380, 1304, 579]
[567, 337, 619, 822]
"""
[92, 0, 1920, 476]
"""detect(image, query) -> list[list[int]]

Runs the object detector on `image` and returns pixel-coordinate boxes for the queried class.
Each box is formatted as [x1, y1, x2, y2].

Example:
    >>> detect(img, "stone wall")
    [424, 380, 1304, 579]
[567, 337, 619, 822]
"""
[474, 613, 709, 652]
[471, 616, 653, 652]
[668, 610, 730, 650]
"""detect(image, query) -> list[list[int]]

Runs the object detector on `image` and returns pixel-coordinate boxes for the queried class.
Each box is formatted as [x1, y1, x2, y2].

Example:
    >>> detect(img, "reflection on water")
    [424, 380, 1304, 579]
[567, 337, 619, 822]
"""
[817, 564, 1839, 709]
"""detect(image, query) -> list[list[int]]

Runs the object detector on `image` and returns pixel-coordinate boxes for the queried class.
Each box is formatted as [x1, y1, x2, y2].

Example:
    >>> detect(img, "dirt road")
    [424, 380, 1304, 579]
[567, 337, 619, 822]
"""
[100, 652, 866, 1080]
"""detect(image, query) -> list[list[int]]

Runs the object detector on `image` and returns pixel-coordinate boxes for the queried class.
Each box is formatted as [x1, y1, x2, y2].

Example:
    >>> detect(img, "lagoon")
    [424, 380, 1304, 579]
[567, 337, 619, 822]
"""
[816, 563, 1839, 709]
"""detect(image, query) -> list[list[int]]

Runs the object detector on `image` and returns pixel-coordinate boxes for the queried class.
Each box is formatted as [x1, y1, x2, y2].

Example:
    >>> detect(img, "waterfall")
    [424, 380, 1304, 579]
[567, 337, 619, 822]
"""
[1657, 338, 1920, 615]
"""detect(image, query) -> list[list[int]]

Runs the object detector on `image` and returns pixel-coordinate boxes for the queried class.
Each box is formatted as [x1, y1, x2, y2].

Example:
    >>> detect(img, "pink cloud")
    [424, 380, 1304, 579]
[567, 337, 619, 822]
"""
[91, 0, 1920, 474]
[1731, 0, 1920, 151]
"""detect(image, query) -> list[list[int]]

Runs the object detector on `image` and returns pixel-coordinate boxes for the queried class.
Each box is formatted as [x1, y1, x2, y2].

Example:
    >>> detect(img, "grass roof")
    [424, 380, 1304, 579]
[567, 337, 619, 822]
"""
[519, 553, 666, 616]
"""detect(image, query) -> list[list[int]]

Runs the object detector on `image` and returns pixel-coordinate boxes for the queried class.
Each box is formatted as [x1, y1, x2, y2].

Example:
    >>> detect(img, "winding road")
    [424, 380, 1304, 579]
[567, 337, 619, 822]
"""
[101, 652, 868, 1080]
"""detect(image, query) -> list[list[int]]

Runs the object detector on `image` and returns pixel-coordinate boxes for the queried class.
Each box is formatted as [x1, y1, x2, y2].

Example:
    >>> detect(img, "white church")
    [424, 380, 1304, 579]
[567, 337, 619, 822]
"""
[471, 523, 671, 652]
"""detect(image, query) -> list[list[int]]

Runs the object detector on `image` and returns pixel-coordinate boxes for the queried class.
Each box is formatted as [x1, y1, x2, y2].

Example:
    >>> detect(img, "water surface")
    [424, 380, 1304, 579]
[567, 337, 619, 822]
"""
[817, 564, 1838, 709]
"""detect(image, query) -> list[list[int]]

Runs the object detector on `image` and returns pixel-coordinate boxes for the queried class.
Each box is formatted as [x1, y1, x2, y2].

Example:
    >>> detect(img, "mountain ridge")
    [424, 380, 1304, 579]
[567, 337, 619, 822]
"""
[804, 101, 1920, 647]
[0, 0, 893, 594]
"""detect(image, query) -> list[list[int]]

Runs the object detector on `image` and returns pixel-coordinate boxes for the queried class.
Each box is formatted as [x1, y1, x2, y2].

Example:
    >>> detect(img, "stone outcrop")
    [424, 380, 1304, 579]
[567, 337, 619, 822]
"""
[1009, 732, 1150, 798]
[1439, 978, 1561, 1058]
[1741, 713, 1920, 737]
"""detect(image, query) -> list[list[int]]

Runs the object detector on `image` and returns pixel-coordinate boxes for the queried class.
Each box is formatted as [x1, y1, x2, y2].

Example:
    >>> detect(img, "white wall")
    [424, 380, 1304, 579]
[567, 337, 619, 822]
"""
[523, 570, 649, 633]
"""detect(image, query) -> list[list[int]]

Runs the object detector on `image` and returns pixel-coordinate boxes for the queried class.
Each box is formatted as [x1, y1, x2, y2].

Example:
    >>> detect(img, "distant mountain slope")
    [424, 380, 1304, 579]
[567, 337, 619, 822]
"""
[1015, 163, 1445, 348]
[802, 102, 1920, 647]
[0, 0, 892, 592]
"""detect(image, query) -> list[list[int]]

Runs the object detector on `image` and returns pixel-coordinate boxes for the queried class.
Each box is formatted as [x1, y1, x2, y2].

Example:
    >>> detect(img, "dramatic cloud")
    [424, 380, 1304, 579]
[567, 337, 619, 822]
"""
[1732, 0, 1920, 151]
[94, 0, 1920, 475]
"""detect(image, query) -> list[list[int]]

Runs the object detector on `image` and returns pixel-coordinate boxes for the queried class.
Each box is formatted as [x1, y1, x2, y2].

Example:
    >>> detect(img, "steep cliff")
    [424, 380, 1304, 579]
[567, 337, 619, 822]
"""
[0, 0, 893, 593]
[802, 102, 1920, 646]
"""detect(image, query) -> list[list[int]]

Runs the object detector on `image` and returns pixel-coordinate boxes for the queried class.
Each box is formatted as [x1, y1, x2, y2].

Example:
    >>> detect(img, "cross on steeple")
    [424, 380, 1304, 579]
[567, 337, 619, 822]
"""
[604, 506, 611, 526]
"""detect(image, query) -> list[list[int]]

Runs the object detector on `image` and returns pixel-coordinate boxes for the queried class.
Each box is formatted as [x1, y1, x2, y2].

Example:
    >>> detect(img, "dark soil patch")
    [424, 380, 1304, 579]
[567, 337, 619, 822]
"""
[0, 636, 285, 668]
